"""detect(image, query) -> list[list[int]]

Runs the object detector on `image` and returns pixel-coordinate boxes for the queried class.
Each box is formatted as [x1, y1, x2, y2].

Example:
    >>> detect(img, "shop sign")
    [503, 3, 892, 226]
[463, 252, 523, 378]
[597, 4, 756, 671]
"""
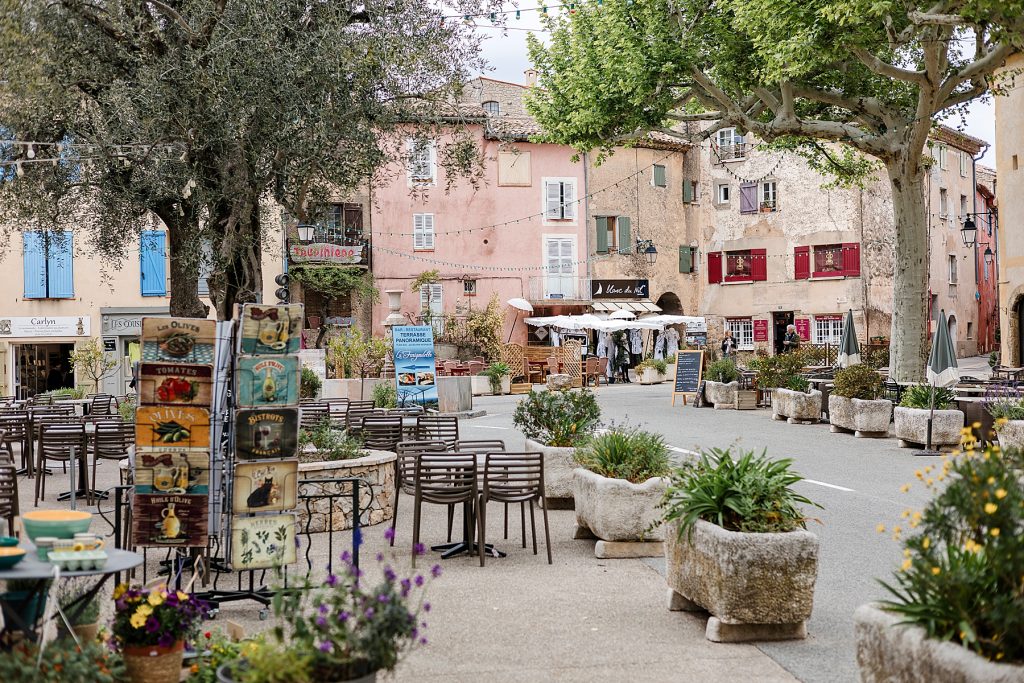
[795, 318, 811, 341]
[230, 513, 297, 569]
[393, 325, 438, 410]
[753, 319, 769, 342]
[234, 408, 299, 460]
[289, 243, 363, 264]
[102, 315, 143, 335]
[590, 279, 649, 299]
[0, 316, 91, 337]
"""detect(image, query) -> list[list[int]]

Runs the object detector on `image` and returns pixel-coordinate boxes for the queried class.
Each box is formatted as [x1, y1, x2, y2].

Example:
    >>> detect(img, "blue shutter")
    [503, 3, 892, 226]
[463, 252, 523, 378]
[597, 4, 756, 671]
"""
[140, 230, 167, 296]
[46, 231, 74, 298]
[22, 232, 47, 298]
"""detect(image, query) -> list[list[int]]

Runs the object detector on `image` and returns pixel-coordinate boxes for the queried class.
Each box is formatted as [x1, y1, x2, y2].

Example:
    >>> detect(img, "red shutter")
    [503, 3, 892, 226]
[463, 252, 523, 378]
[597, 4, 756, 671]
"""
[708, 251, 722, 284]
[843, 242, 861, 276]
[751, 248, 767, 281]
[794, 246, 810, 280]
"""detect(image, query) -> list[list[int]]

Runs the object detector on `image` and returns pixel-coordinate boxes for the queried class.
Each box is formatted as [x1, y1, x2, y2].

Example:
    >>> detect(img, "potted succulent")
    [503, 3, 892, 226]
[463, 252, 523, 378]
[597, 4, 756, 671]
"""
[512, 389, 601, 508]
[704, 358, 740, 409]
[772, 375, 823, 424]
[111, 583, 208, 683]
[828, 364, 892, 437]
[985, 387, 1024, 451]
[893, 385, 964, 449]
[481, 361, 512, 395]
[572, 426, 673, 557]
[855, 444, 1024, 681]
[0, 639, 124, 682]
[662, 447, 821, 642]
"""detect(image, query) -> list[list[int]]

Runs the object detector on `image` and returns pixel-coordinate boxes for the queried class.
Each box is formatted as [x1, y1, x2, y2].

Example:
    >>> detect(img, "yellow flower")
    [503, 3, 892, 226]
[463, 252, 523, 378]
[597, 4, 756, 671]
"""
[891, 526, 902, 540]
[900, 484, 911, 493]
[136, 604, 153, 618]
[912, 511, 922, 521]
[903, 549, 912, 558]
[876, 523, 886, 534]
[148, 592, 164, 607]
[926, 478, 934, 487]
[901, 509, 911, 519]
[995, 417, 1009, 427]
[915, 470, 923, 480]
[987, 476, 996, 484]
[931, 566, 941, 575]
[995, 488, 1007, 500]
[923, 537, 931, 549]
[924, 465, 933, 474]
[113, 584, 128, 600]
[177, 591, 189, 602]
[972, 421, 982, 429]
[130, 612, 146, 629]
[985, 503, 998, 514]
[990, 528, 1000, 537]
[901, 559, 912, 571]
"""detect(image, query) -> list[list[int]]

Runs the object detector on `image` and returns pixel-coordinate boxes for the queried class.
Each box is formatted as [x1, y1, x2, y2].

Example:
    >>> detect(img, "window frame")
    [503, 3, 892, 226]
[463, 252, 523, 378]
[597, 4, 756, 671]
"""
[948, 254, 958, 285]
[715, 128, 747, 161]
[407, 138, 436, 187]
[413, 213, 435, 251]
[482, 100, 500, 115]
[595, 215, 619, 252]
[23, 229, 75, 300]
[542, 177, 578, 223]
[811, 243, 845, 278]
[463, 279, 477, 297]
[497, 150, 531, 187]
[726, 318, 754, 350]
[652, 164, 667, 188]
[813, 316, 844, 345]
[939, 188, 949, 217]
[716, 183, 731, 205]
[938, 144, 948, 170]
[724, 249, 753, 282]
[960, 151, 969, 177]
[760, 180, 778, 212]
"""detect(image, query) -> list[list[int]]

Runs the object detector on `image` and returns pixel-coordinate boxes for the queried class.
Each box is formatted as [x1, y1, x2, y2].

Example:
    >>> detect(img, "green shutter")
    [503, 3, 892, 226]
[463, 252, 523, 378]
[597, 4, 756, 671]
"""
[616, 217, 631, 255]
[678, 246, 692, 273]
[654, 165, 666, 187]
[682, 180, 694, 203]
[595, 217, 608, 254]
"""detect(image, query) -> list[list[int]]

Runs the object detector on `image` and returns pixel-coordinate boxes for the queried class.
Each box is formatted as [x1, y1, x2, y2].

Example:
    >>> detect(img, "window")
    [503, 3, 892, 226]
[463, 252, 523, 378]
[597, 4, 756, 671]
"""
[463, 279, 477, 296]
[543, 178, 577, 221]
[413, 213, 435, 251]
[1014, 154, 1019, 171]
[813, 316, 844, 345]
[938, 144, 948, 169]
[984, 257, 990, 281]
[498, 151, 531, 186]
[960, 151, 969, 177]
[407, 138, 436, 186]
[727, 318, 754, 350]
[419, 283, 443, 323]
[707, 249, 766, 283]
[482, 100, 500, 115]
[948, 254, 957, 284]
[960, 194, 968, 220]
[715, 128, 746, 160]
[760, 181, 777, 211]
[939, 188, 948, 217]
[726, 250, 752, 279]
[595, 216, 631, 254]
[813, 244, 844, 276]
[652, 164, 667, 188]
[678, 246, 696, 274]
[544, 236, 577, 299]
[139, 230, 167, 297]
[967, 321, 974, 339]
[716, 183, 730, 204]
[23, 230, 74, 299]
[321, 203, 363, 242]
[796, 243, 860, 279]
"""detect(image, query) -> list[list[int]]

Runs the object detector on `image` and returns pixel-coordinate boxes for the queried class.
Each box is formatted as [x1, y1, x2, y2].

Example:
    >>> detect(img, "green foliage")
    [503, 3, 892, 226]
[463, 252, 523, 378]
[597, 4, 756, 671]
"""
[899, 385, 956, 410]
[298, 418, 364, 462]
[190, 631, 246, 683]
[235, 637, 313, 683]
[574, 426, 670, 483]
[464, 294, 506, 361]
[989, 351, 1000, 369]
[482, 361, 511, 394]
[512, 390, 601, 447]
[372, 382, 398, 409]
[117, 396, 136, 423]
[410, 270, 440, 296]
[832, 364, 884, 400]
[706, 358, 739, 383]
[863, 345, 891, 370]
[785, 375, 811, 393]
[327, 330, 389, 380]
[747, 353, 806, 390]
[0, 641, 123, 682]
[879, 444, 1024, 663]
[986, 393, 1024, 422]
[636, 358, 669, 374]
[662, 447, 820, 539]
[69, 338, 119, 390]
[290, 267, 378, 304]
[45, 387, 86, 400]
[300, 368, 322, 400]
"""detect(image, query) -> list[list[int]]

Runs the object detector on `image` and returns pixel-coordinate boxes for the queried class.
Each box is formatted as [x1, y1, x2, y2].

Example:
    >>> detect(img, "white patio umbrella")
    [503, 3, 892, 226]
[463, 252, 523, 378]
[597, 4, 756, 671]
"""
[608, 309, 636, 320]
[506, 298, 534, 343]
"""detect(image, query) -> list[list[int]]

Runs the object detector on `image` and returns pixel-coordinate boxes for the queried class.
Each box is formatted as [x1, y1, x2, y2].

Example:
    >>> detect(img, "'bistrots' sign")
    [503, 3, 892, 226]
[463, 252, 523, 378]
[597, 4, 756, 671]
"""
[590, 279, 649, 299]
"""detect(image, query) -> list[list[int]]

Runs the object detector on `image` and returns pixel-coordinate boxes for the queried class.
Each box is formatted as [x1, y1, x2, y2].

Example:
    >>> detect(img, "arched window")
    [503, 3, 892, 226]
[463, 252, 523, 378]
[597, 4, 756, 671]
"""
[482, 101, 500, 115]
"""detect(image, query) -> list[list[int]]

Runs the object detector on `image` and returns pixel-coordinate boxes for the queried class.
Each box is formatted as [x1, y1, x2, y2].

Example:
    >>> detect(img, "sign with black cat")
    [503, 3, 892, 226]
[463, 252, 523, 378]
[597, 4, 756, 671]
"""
[231, 460, 298, 514]
[234, 408, 298, 460]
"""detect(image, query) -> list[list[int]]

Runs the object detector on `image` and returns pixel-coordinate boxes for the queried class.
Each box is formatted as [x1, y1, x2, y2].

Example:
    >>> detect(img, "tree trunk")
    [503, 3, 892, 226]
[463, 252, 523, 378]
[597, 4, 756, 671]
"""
[158, 204, 209, 319]
[886, 157, 930, 383]
[208, 198, 264, 320]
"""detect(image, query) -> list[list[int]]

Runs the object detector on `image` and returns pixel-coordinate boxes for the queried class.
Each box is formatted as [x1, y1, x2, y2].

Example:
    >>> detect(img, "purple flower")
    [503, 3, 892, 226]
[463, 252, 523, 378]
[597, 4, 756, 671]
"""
[383, 527, 395, 542]
[430, 564, 442, 578]
[340, 550, 352, 564]
[145, 616, 160, 634]
[377, 594, 390, 603]
[364, 607, 375, 619]
[294, 535, 302, 548]
[158, 632, 175, 648]
[316, 616, 328, 628]
[337, 610, 350, 622]
[375, 552, 384, 562]
[383, 566, 396, 582]
[326, 574, 338, 587]
[319, 641, 333, 653]
[419, 637, 428, 646]
[411, 627, 419, 639]
[115, 597, 127, 611]
[414, 575, 424, 587]
[318, 603, 329, 615]
[423, 602, 431, 613]
[413, 543, 426, 556]
[164, 592, 179, 607]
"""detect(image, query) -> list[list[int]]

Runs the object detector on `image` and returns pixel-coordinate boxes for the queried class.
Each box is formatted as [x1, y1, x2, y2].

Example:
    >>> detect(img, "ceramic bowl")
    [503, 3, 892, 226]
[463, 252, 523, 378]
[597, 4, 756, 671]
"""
[0, 547, 26, 569]
[0, 536, 18, 547]
[21, 510, 92, 541]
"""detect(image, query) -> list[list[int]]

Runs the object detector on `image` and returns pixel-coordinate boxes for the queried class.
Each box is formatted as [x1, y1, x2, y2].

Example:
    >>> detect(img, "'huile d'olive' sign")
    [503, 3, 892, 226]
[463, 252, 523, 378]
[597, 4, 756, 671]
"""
[133, 493, 209, 547]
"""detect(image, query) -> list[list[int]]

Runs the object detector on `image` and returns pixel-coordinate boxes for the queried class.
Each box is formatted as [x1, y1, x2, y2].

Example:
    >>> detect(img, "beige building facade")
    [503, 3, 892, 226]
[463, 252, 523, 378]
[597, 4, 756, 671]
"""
[995, 52, 1024, 366]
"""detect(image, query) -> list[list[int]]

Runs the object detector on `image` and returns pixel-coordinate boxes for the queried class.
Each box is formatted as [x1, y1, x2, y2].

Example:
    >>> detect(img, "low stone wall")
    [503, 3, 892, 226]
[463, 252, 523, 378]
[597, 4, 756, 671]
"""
[573, 468, 667, 542]
[297, 449, 396, 532]
[829, 396, 893, 437]
[997, 420, 1024, 451]
[705, 381, 738, 409]
[772, 389, 822, 424]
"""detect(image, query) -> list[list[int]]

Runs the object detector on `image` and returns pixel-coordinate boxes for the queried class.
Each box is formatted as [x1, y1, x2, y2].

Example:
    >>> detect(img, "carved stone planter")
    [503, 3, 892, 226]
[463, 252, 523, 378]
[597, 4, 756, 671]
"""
[893, 406, 964, 449]
[704, 381, 738, 409]
[996, 420, 1024, 452]
[772, 388, 823, 424]
[638, 368, 663, 385]
[297, 450, 396, 532]
[829, 395, 893, 437]
[854, 603, 1024, 683]
[665, 518, 819, 642]
[572, 468, 667, 558]
[526, 438, 576, 509]
[321, 378, 383, 402]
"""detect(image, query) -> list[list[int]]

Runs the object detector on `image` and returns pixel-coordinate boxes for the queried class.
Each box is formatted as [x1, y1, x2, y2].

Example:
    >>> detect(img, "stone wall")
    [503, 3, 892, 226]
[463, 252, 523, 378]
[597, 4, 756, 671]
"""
[297, 449, 396, 532]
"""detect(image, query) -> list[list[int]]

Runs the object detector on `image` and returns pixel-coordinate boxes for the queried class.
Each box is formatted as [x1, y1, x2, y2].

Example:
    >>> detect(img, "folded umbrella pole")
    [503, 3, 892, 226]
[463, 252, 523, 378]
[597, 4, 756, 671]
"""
[917, 309, 959, 456]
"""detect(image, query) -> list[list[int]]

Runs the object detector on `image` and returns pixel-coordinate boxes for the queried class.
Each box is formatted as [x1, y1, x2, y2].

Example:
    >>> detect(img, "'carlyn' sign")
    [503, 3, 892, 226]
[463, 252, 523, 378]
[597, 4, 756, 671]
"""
[590, 279, 649, 299]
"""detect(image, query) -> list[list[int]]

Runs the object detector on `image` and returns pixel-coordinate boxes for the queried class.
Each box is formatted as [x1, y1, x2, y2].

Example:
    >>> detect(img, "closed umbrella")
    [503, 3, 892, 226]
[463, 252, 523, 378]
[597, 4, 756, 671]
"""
[836, 309, 860, 368]
[919, 309, 959, 455]
[507, 298, 534, 343]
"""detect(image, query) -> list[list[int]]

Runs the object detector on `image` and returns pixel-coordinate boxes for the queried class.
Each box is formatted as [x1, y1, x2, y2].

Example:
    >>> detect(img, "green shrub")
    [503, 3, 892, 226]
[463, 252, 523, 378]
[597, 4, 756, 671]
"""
[0, 640, 123, 682]
[45, 387, 86, 400]
[512, 389, 600, 447]
[879, 444, 1024, 663]
[706, 358, 739, 383]
[300, 367, 322, 400]
[899, 385, 956, 410]
[636, 358, 668, 375]
[372, 382, 397, 409]
[574, 426, 670, 483]
[747, 353, 805, 389]
[784, 375, 810, 392]
[118, 396, 136, 422]
[988, 351, 999, 369]
[662, 447, 820, 539]
[832, 364, 884, 400]
[481, 361, 510, 394]
[298, 418, 364, 461]
[863, 345, 891, 369]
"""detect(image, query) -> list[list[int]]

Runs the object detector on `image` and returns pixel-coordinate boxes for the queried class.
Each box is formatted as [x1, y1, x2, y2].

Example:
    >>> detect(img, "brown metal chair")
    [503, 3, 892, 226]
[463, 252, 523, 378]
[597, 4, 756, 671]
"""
[299, 402, 331, 431]
[391, 440, 448, 546]
[0, 462, 18, 535]
[88, 394, 117, 416]
[360, 416, 403, 452]
[412, 452, 482, 568]
[345, 408, 380, 434]
[92, 420, 135, 487]
[478, 451, 551, 565]
[0, 414, 32, 476]
[455, 440, 520, 541]
[416, 416, 459, 449]
[325, 398, 350, 421]
[349, 399, 377, 410]
[35, 422, 89, 505]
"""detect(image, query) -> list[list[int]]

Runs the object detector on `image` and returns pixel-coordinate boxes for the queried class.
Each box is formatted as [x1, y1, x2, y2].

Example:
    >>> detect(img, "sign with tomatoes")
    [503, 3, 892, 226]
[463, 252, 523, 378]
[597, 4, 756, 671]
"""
[139, 363, 214, 407]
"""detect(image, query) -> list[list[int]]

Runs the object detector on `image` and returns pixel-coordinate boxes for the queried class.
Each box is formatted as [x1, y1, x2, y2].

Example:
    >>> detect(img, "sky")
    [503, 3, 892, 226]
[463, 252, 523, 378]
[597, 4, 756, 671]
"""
[472, 17, 997, 166]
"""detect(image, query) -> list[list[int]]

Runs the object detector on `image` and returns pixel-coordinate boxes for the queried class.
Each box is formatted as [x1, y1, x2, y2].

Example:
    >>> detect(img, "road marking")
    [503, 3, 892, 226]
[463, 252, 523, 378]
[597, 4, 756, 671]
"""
[473, 425, 510, 430]
[803, 479, 855, 492]
[668, 445, 699, 456]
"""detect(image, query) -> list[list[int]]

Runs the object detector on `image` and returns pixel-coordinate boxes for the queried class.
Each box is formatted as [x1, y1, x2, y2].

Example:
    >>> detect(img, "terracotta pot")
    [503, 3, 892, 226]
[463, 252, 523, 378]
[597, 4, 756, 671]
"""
[123, 640, 184, 683]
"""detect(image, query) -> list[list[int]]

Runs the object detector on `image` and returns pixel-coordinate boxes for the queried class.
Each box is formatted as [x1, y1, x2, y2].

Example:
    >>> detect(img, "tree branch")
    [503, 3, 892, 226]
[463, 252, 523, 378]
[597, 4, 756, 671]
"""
[851, 47, 928, 85]
[144, 0, 197, 40]
[909, 10, 966, 26]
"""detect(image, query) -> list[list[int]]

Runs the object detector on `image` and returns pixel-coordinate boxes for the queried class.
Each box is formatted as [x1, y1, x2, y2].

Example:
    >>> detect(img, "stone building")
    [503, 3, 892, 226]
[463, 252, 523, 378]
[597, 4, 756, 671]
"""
[995, 52, 1024, 366]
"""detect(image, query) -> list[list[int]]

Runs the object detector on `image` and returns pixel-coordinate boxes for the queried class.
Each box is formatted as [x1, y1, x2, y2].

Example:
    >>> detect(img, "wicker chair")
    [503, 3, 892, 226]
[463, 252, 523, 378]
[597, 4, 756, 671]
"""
[478, 452, 551, 565]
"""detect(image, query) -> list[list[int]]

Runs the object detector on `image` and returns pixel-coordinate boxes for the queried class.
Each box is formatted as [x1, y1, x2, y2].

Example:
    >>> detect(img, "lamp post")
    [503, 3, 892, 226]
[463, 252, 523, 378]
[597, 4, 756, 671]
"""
[635, 239, 658, 266]
[296, 224, 316, 243]
[960, 215, 977, 248]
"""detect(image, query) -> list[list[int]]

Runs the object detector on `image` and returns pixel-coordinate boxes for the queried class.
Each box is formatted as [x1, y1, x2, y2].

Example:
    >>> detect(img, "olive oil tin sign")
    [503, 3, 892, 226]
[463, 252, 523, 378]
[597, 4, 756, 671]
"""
[238, 304, 303, 355]
[138, 363, 214, 407]
[134, 448, 210, 495]
[132, 494, 209, 547]
[141, 318, 217, 364]
[234, 408, 298, 460]
[232, 460, 299, 514]
[136, 406, 211, 449]
[231, 514, 297, 570]
[236, 357, 300, 407]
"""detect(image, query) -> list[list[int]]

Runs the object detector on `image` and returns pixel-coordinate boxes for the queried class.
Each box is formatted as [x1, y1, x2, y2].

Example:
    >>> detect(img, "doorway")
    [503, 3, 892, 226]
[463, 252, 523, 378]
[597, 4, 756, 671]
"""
[1017, 298, 1024, 366]
[15, 343, 75, 399]
[772, 312, 794, 355]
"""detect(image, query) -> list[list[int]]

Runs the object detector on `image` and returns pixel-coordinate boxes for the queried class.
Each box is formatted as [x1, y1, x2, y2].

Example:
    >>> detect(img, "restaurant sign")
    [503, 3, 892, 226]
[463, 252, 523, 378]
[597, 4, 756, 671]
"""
[0, 316, 91, 337]
[288, 242, 364, 264]
[590, 279, 649, 299]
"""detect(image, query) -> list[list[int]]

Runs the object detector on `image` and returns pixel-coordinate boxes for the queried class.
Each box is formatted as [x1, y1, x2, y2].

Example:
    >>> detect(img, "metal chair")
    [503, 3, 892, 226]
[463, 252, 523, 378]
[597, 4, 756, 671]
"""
[349, 399, 377, 410]
[0, 462, 18, 535]
[412, 452, 482, 568]
[325, 398, 350, 421]
[416, 416, 459, 449]
[457, 440, 522, 541]
[391, 440, 448, 546]
[35, 422, 89, 505]
[0, 414, 32, 476]
[478, 452, 551, 565]
[92, 420, 135, 487]
[89, 394, 117, 416]
[299, 403, 331, 431]
[361, 416, 403, 452]
[345, 408, 379, 434]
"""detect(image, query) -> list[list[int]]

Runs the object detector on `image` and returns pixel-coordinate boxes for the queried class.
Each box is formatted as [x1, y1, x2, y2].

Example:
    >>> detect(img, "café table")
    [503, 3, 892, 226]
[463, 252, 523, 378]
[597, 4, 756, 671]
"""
[955, 396, 996, 446]
[421, 452, 507, 561]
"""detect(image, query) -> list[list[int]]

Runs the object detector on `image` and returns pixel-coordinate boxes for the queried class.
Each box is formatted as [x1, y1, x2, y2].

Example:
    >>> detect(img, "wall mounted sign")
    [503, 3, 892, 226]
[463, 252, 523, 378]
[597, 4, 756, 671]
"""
[138, 363, 214, 407]
[392, 325, 438, 409]
[0, 316, 91, 337]
[134, 448, 210, 495]
[231, 514, 297, 570]
[795, 318, 811, 341]
[238, 304, 304, 355]
[135, 406, 211, 449]
[288, 243, 364, 264]
[234, 408, 299, 460]
[753, 319, 769, 342]
[590, 279, 649, 299]
[141, 317, 216, 364]
[235, 356, 301, 407]
[231, 460, 299, 514]
[132, 493, 209, 547]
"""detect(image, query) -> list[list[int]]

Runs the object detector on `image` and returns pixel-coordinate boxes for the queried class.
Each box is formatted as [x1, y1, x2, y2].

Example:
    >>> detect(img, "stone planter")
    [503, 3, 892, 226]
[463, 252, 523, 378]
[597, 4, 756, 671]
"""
[665, 518, 819, 642]
[297, 450, 396, 531]
[772, 388, 823, 424]
[854, 603, 1024, 682]
[893, 406, 964, 449]
[829, 395, 893, 437]
[526, 438, 576, 509]
[471, 375, 511, 396]
[638, 368, 662, 385]
[996, 420, 1024, 452]
[322, 378, 383, 401]
[572, 468, 667, 558]
[704, 381, 738, 409]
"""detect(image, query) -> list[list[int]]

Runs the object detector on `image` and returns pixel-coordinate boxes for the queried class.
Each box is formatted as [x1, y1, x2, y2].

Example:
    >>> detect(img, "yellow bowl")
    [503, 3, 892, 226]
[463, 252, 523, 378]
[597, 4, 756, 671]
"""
[0, 547, 26, 569]
[21, 510, 93, 541]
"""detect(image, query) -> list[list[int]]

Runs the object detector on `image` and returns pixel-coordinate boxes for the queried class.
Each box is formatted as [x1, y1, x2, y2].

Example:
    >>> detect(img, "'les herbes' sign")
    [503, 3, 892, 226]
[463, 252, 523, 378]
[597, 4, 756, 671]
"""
[289, 243, 363, 264]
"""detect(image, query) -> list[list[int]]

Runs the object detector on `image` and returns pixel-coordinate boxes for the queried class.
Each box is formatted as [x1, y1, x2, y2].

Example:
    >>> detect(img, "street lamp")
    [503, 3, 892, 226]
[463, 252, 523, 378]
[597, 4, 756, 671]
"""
[296, 224, 317, 242]
[984, 246, 994, 265]
[960, 216, 977, 248]
[635, 239, 658, 266]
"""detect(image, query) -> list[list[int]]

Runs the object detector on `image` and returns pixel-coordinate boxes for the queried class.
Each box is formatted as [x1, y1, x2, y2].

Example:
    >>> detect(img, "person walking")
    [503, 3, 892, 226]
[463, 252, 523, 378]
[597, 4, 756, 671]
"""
[782, 324, 801, 353]
[721, 330, 737, 358]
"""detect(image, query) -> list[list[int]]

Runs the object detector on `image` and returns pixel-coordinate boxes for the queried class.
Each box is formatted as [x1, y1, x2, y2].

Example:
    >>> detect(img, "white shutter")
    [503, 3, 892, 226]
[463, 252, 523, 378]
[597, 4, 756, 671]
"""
[413, 214, 434, 250]
[408, 139, 434, 184]
[428, 142, 437, 184]
[545, 181, 562, 218]
[420, 284, 442, 314]
[562, 181, 576, 220]
[422, 214, 434, 249]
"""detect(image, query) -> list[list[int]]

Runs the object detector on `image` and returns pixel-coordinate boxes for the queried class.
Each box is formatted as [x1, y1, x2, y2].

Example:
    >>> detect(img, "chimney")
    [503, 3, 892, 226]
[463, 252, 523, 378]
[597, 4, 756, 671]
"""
[524, 68, 538, 87]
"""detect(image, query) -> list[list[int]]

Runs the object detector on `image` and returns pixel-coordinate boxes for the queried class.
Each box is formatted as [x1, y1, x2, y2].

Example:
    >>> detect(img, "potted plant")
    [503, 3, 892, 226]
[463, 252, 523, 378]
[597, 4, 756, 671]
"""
[57, 578, 101, 642]
[662, 447, 821, 642]
[0, 639, 124, 682]
[828, 364, 892, 437]
[855, 444, 1024, 681]
[324, 330, 387, 400]
[572, 426, 673, 557]
[481, 361, 511, 395]
[300, 366, 323, 400]
[371, 382, 398, 409]
[111, 583, 208, 683]
[512, 389, 601, 507]
[704, 358, 740, 409]
[635, 358, 669, 385]
[893, 385, 964, 449]
[985, 388, 1024, 451]
[772, 375, 823, 424]
[0, 579, 48, 633]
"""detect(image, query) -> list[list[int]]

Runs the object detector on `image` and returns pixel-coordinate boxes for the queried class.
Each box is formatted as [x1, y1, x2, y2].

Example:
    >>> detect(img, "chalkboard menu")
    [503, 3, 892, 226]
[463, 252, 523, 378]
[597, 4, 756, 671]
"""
[672, 350, 704, 406]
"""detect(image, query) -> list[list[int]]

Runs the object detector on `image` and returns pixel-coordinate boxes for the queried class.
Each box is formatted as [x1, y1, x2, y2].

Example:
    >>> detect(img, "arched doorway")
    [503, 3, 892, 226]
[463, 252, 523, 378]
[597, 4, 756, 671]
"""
[1017, 297, 1024, 366]
[656, 291, 683, 315]
[947, 314, 958, 352]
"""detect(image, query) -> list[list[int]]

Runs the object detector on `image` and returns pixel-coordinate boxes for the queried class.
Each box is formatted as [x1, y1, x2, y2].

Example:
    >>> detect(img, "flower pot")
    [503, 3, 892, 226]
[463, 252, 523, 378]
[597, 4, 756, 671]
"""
[704, 380, 738, 409]
[572, 468, 668, 543]
[499, 375, 511, 395]
[996, 420, 1024, 451]
[828, 395, 892, 437]
[638, 368, 661, 385]
[854, 603, 1024, 682]
[665, 518, 819, 642]
[0, 590, 47, 632]
[218, 661, 378, 683]
[771, 388, 822, 424]
[59, 621, 100, 642]
[525, 438, 576, 509]
[123, 640, 184, 683]
[893, 406, 964, 449]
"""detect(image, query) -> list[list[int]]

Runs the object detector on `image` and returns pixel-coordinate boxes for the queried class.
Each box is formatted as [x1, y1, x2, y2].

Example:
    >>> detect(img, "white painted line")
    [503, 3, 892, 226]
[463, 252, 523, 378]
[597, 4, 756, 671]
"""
[668, 445, 698, 456]
[473, 425, 510, 430]
[803, 479, 855, 492]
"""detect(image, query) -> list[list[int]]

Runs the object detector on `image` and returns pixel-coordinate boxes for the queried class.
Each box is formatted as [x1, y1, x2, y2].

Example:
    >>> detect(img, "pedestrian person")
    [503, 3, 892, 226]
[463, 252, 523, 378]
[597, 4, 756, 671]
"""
[782, 324, 801, 353]
[721, 330, 737, 358]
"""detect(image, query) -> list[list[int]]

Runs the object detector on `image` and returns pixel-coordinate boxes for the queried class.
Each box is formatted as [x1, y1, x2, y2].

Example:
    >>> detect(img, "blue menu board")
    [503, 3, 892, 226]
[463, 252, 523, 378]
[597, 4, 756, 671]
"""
[392, 325, 438, 409]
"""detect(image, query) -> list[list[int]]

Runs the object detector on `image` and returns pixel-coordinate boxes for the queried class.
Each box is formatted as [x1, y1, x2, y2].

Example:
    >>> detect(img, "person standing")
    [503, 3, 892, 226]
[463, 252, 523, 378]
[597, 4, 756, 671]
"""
[721, 330, 737, 358]
[782, 324, 801, 353]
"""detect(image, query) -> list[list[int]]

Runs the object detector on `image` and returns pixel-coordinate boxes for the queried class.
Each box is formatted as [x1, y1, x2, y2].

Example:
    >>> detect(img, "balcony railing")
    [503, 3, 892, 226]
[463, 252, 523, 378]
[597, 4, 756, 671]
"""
[712, 142, 751, 163]
[527, 275, 591, 303]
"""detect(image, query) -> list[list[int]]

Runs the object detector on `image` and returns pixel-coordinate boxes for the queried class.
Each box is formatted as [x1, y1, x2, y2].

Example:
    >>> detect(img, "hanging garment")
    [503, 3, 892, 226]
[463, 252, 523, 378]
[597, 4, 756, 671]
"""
[551, 329, 561, 347]
[654, 334, 665, 360]
[629, 329, 643, 355]
[665, 327, 680, 357]
[596, 333, 607, 358]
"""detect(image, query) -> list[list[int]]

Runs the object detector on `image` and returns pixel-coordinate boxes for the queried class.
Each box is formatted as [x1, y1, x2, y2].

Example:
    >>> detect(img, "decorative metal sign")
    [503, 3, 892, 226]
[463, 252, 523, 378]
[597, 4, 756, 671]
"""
[235, 357, 301, 407]
[135, 406, 211, 449]
[231, 460, 299, 514]
[141, 318, 217, 364]
[230, 514, 297, 570]
[234, 408, 299, 460]
[138, 363, 214, 407]
[288, 243, 364, 264]
[590, 279, 649, 299]
[132, 493, 209, 547]
[238, 304, 304, 355]
[135, 448, 210, 495]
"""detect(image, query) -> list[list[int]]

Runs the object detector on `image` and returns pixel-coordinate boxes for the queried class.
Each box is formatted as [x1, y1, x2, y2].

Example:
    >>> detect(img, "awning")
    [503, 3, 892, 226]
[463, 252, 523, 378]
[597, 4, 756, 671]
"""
[592, 299, 661, 313]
